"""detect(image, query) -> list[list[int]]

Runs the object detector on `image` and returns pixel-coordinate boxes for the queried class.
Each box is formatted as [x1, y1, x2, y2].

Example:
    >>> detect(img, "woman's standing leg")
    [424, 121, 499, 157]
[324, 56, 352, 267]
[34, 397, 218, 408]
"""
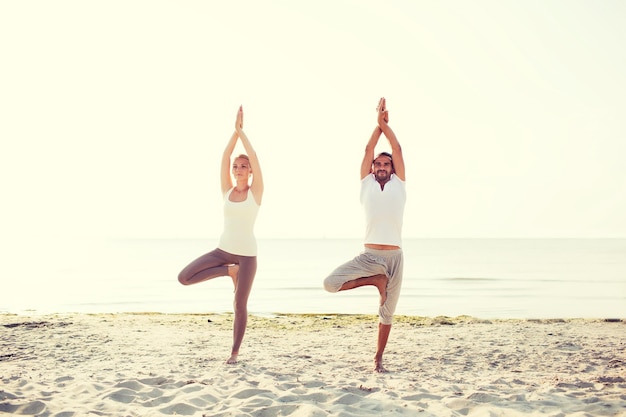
[227, 255, 257, 364]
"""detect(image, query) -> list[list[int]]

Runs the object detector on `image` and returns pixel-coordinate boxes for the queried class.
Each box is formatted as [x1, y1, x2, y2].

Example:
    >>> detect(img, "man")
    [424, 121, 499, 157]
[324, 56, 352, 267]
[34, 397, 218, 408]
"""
[324, 97, 406, 372]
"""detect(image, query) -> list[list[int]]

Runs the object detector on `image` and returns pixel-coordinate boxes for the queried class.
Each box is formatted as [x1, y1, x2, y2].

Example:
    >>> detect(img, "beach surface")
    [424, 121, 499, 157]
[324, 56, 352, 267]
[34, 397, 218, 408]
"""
[1, 313, 625, 416]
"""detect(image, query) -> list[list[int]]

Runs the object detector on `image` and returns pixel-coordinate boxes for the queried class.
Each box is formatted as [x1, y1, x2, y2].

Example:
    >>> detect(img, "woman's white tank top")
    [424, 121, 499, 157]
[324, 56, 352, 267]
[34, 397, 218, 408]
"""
[217, 188, 260, 256]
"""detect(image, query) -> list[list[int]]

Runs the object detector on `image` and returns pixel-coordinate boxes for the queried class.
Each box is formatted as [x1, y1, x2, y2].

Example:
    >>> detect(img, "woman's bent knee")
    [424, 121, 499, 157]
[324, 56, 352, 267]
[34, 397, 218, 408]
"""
[178, 272, 191, 286]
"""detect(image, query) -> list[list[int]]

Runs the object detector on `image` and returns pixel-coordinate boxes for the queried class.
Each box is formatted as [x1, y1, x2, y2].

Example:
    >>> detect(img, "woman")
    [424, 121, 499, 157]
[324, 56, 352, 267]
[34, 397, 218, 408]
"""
[178, 105, 263, 364]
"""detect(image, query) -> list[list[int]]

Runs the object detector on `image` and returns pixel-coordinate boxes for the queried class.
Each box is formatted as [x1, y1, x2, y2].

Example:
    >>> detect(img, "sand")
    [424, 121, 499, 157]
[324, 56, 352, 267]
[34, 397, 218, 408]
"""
[1, 313, 625, 416]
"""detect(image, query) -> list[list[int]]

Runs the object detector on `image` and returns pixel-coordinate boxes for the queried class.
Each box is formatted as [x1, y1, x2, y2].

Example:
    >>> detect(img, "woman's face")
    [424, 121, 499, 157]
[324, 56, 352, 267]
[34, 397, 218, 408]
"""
[232, 157, 251, 180]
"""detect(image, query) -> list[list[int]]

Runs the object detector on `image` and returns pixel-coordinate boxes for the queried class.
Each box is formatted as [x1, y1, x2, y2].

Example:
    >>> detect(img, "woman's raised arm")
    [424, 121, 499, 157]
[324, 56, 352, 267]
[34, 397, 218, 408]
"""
[235, 106, 263, 205]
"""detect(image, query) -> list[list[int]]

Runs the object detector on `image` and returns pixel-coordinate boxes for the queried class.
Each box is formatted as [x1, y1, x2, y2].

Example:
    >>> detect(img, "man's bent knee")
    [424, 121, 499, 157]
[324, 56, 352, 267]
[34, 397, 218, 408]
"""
[323, 277, 341, 293]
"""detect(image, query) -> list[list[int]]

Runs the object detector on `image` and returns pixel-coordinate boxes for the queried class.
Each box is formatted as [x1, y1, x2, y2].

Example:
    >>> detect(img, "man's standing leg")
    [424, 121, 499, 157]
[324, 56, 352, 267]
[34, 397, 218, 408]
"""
[374, 251, 404, 373]
[375, 323, 392, 372]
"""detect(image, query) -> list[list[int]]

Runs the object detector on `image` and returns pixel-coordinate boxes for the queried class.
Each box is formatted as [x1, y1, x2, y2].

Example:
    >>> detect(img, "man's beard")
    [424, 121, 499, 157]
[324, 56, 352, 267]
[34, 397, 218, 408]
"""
[375, 170, 390, 181]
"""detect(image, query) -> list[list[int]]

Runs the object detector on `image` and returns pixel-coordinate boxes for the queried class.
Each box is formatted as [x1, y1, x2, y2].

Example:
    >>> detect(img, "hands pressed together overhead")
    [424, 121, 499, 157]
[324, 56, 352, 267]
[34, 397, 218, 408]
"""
[377, 97, 389, 126]
[236, 105, 244, 131]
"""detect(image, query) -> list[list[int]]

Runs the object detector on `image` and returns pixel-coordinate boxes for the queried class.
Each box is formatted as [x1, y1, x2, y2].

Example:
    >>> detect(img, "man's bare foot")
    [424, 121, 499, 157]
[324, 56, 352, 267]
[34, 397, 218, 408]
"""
[228, 264, 239, 292]
[226, 353, 238, 364]
[374, 358, 388, 373]
[374, 275, 388, 306]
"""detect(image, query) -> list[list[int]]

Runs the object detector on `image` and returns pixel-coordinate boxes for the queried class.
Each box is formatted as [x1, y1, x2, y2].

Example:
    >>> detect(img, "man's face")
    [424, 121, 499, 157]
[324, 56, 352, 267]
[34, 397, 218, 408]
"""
[372, 155, 393, 183]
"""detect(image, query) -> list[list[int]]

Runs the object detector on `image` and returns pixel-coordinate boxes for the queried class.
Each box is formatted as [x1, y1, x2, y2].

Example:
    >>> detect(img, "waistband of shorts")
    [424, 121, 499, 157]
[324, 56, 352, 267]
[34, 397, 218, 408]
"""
[364, 247, 403, 256]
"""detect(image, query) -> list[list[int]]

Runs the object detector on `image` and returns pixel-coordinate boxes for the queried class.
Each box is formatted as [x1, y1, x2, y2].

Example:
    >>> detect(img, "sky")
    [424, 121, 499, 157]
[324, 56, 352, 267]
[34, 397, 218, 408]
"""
[2, 0, 625, 248]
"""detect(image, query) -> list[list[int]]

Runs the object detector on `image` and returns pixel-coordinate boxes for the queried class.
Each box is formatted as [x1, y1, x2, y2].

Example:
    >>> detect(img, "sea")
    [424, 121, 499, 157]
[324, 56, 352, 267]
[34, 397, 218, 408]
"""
[2, 238, 625, 319]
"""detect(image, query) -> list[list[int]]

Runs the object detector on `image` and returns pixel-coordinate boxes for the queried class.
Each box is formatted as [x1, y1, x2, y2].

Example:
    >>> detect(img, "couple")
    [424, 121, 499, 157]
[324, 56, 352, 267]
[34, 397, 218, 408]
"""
[178, 98, 406, 373]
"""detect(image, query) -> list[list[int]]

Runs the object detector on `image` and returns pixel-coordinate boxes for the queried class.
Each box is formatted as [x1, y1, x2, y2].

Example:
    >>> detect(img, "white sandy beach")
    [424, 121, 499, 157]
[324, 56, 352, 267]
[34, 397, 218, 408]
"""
[1, 313, 625, 416]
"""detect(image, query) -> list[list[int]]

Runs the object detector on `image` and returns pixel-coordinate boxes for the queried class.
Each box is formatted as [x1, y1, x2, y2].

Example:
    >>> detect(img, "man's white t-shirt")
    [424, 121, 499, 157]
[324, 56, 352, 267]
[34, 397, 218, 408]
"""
[360, 174, 406, 247]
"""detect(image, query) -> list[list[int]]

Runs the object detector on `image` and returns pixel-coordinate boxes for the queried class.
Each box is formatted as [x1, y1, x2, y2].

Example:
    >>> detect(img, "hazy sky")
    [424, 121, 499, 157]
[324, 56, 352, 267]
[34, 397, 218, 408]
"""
[2, 0, 625, 244]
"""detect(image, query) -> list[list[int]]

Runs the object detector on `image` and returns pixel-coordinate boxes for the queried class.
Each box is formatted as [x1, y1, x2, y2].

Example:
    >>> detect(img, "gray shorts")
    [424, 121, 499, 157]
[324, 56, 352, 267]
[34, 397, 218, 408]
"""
[323, 248, 403, 325]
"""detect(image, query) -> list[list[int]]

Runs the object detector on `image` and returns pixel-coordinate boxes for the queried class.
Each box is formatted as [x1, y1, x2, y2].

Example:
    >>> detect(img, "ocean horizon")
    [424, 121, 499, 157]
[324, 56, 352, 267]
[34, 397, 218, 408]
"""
[3, 238, 625, 319]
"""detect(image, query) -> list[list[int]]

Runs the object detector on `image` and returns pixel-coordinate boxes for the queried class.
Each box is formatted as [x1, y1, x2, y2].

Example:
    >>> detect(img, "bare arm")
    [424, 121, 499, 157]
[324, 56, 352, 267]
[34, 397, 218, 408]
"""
[361, 126, 383, 180]
[235, 106, 264, 205]
[378, 98, 405, 181]
[221, 131, 238, 195]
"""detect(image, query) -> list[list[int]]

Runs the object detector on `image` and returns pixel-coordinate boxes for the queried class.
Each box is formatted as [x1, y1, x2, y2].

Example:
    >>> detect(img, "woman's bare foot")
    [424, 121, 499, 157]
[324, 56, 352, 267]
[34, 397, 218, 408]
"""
[228, 264, 239, 292]
[226, 353, 238, 364]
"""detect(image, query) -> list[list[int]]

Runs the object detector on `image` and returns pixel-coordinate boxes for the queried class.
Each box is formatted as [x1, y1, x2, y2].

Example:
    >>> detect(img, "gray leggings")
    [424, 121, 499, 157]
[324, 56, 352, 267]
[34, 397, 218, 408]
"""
[178, 248, 257, 354]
